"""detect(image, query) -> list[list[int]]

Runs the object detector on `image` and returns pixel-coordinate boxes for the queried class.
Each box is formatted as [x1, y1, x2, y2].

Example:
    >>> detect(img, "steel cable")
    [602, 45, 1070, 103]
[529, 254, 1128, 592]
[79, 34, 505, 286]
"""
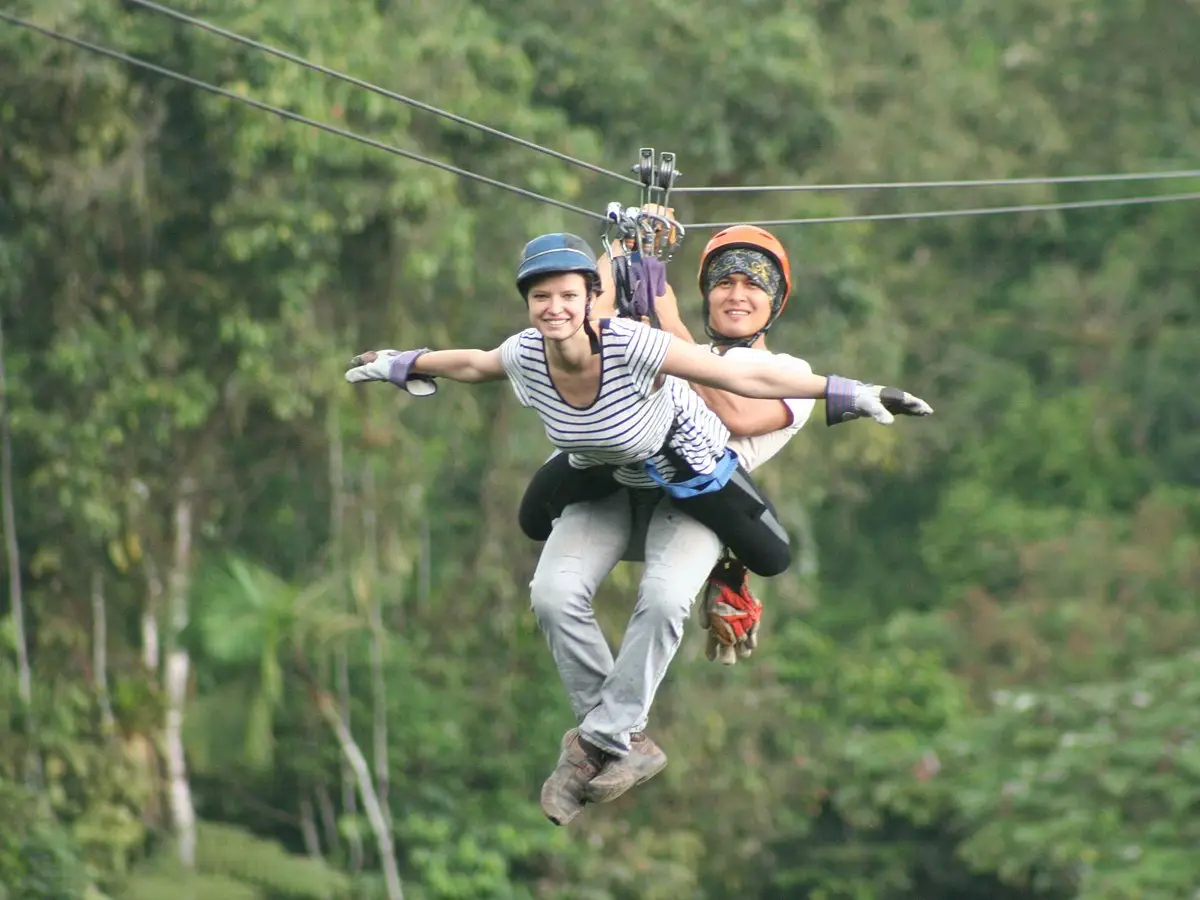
[673, 170, 1200, 195]
[685, 192, 1200, 229]
[0, 13, 608, 221]
[123, 0, 641, 187]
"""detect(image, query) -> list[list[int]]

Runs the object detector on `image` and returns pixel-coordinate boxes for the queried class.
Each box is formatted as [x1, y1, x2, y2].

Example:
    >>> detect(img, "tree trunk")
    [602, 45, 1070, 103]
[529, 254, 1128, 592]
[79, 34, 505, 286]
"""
[328, 401, 364, 871]
[313, 782, 340, 859]
[164, 480, 198, 868]
[299, 794, 322, 859]
[0, 313, 30, 712]
[142, 554, 162, 673]
[335, 648, 363, 870]
[0, 311, 38, 788]
[315, 690, 404, 900]
[465, 395, 522, 607]
[362, 464, 391, 830]
[92, 570, 115, 731]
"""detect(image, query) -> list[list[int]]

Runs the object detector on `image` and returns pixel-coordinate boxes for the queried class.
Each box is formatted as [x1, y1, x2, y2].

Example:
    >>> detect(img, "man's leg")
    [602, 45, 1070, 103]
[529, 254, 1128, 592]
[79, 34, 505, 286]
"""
[580, 501, 722, 800]
[518, 451, 622, 541]
[672, 466, 791, 576]
[529, 491, 631, 824]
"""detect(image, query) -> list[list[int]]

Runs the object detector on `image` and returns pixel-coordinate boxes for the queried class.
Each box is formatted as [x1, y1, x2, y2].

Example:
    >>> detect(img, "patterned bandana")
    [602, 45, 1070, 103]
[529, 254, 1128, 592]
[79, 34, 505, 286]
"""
[703, 248, 783, 307]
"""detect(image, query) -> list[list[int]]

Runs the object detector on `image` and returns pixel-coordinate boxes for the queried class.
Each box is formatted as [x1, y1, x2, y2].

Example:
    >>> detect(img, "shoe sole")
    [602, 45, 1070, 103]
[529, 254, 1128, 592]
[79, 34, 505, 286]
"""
[583, 754, 669, 804]
[541, 730, 587, 826]
[540, 779, 585, 826]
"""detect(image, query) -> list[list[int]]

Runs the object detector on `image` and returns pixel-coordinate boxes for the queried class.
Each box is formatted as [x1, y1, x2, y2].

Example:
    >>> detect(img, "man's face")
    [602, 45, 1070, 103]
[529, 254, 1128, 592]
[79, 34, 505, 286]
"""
[707, 272, 773, 339]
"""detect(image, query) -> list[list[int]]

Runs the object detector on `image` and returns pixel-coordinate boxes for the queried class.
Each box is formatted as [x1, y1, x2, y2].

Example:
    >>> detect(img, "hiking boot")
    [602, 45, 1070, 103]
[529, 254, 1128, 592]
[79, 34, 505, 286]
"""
[581, 732, 668, 804]
[540, 728, 609, 826]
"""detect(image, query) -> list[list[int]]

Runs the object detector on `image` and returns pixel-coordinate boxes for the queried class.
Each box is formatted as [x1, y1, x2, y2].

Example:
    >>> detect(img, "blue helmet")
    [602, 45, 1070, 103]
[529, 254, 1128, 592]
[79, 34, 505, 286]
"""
[516, 233, 600, 295]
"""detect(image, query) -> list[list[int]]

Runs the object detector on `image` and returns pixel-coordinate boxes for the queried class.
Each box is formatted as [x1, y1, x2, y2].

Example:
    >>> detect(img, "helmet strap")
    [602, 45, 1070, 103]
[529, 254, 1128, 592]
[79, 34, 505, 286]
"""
[702, 298, 781, 350]
[583, 296, 601, 354]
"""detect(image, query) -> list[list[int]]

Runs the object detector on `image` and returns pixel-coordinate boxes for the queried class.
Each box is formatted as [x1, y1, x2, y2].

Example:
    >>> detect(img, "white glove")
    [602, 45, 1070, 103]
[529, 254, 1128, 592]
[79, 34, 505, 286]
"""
[345, 348, 437, 396]
[826, 375, 933, 426]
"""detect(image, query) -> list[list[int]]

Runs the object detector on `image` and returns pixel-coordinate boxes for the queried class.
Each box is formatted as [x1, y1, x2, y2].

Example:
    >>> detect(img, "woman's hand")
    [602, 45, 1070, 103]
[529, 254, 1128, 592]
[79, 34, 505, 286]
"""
[345, 348, 437, 395]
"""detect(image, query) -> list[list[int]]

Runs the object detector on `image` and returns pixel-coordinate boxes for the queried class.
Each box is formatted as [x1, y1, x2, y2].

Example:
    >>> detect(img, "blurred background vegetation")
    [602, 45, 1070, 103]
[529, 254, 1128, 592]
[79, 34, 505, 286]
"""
[2, 0, 1198, 897]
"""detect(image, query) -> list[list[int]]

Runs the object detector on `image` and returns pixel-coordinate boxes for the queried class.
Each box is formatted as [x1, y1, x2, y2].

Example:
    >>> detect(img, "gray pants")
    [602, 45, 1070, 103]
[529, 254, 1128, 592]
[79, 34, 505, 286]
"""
[528, 489, 722, 757]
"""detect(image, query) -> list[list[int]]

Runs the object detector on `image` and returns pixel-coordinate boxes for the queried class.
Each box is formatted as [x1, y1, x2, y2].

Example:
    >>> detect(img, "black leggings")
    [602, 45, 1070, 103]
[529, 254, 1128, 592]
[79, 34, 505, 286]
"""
[517, 453, 791, 577]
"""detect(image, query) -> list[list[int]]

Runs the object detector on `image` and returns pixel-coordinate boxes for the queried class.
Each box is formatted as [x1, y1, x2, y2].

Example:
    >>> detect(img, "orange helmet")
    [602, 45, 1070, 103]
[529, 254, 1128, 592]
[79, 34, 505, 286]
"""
[698, 224, 792, 308]
[697, 224, 792, 345]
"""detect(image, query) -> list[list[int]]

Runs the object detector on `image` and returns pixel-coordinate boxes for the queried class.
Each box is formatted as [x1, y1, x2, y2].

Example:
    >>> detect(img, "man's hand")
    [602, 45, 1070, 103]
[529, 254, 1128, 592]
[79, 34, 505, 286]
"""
[698, 555, 763, 666]
[639, 203, 680, 255]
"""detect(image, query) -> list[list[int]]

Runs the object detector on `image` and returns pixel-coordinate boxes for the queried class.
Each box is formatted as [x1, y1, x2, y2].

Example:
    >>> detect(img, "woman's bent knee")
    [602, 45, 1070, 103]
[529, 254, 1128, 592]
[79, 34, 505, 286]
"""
[529, 569, 590, 624]
[636, 575, 694, 631]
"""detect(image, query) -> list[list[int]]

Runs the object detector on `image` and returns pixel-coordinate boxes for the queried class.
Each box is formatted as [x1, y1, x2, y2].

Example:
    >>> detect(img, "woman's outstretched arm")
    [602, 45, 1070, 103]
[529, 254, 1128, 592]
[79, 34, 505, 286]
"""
[345, 346, 507, 395]
[408, 348, 506, 383]
[657, 331, 933, 425]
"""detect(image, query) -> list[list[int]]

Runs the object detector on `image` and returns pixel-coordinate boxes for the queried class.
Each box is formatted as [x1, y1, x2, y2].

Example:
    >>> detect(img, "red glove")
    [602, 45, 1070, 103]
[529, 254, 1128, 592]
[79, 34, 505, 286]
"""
[699, 555, 763, 665]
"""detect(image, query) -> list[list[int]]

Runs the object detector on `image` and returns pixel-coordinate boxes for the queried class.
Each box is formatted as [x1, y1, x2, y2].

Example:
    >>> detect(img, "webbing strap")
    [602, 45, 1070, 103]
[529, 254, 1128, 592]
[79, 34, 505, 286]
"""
[645, 447, 739, 499]
[643, 421, 738, 499]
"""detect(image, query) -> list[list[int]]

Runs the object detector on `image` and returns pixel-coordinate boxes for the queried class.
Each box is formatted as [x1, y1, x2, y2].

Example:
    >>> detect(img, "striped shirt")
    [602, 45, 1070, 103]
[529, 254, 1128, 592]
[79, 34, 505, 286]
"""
[500, 318, 730, 489]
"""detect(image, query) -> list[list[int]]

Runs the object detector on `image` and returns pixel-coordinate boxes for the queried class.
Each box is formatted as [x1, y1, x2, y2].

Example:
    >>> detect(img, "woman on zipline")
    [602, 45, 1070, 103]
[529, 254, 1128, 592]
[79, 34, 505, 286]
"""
[516, 221, 835, 669]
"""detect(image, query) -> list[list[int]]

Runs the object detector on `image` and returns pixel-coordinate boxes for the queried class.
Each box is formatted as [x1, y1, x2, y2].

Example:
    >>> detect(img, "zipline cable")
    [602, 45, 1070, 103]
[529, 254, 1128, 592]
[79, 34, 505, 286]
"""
[122, 0, 642, 188]
[685, 192, 1200, 229]
[124, 0, 1200, 204]
[127, 0, 1199, 202]
[0, 13, 608, 222]
[673, 170, 1200, 194]
[7, 15, 1197, 232]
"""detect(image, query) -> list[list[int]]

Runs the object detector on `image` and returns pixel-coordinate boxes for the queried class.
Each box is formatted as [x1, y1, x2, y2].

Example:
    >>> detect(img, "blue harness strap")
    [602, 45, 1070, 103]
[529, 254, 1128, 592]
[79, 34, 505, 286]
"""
[644, 444, 740, 500]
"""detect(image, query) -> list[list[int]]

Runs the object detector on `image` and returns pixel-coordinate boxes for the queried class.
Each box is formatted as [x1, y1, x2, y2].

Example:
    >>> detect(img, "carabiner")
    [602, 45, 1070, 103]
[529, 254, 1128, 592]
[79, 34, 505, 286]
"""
[636, 209, 686, 262]
[602, 202, 641, 254]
